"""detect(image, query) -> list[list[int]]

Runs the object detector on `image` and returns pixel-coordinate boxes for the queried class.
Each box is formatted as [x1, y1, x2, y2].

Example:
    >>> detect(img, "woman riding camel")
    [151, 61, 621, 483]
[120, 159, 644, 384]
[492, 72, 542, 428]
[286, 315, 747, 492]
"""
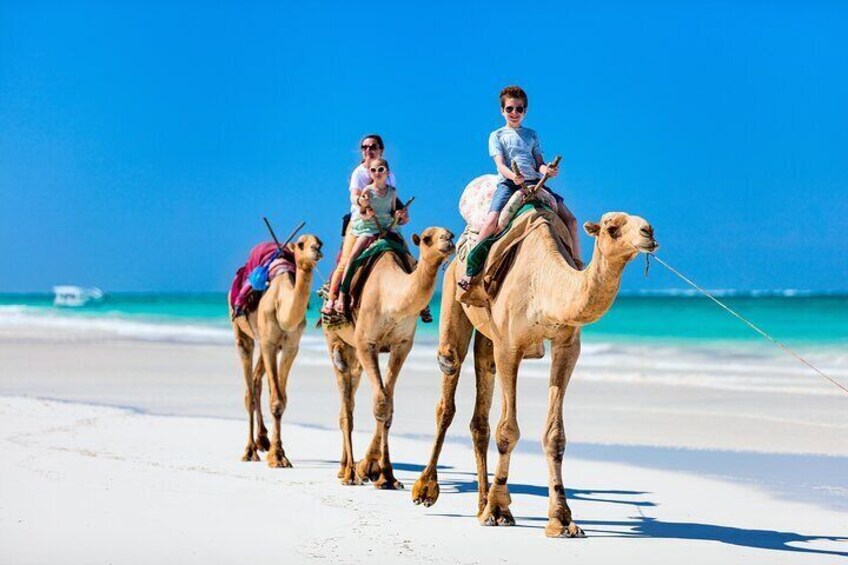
[323, 135, 432, 322]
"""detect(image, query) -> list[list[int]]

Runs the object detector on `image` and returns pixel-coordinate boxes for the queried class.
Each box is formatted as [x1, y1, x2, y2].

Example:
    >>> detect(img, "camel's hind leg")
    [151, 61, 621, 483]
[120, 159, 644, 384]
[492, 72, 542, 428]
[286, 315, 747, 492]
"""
[235, 329, 260, 462]
[326, 333, 363, 485]
[412, 260, 474, 506]
[543, 334, 586, 538]
[262, 333, 298, 468]
[470, 331, 496, 516]
[252, 356, 270, 452]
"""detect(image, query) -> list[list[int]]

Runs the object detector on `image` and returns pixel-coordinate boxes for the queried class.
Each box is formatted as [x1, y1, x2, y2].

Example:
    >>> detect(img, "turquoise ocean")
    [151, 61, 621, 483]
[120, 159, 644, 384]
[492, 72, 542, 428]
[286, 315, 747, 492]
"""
[2, 291, 846, 347]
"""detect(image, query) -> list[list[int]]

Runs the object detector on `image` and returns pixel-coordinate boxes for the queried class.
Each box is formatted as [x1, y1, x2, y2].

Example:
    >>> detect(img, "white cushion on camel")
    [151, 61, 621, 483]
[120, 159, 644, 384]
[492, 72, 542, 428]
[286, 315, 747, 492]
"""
[459, 174, 558, 232]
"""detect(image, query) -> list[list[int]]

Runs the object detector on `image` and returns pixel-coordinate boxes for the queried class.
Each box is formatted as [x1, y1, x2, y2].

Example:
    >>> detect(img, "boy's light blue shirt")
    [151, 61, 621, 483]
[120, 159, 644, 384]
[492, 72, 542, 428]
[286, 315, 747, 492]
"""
[488, 126, 543, 181]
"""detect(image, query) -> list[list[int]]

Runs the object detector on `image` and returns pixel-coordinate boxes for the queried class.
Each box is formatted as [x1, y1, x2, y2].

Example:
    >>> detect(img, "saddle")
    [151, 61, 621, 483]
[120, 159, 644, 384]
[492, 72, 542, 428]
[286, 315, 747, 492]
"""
[456, 202, 576, 308]
[333, 233, 415, 324]
[229, 242, 296, 318]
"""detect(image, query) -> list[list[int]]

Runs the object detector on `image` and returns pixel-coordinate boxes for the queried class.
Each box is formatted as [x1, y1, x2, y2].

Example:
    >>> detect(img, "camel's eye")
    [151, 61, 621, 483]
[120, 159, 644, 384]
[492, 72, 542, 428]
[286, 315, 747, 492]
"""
[607, 225, 621, 239]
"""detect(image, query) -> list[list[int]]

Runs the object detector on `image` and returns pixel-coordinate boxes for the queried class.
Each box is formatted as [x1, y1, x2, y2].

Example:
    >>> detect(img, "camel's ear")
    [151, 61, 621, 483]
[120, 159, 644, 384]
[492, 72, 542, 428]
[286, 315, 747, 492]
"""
[584, 222, 601, 237]
[412, 233, 421, 246]
[286, 243, 296, 253]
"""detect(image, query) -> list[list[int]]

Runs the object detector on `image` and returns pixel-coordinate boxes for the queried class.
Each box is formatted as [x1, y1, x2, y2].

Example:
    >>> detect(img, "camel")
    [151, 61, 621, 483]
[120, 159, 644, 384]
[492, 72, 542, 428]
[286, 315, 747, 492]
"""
[230, 234, 323, 466]
[411, 211, 658, 538]
[324, 227, 455, 488]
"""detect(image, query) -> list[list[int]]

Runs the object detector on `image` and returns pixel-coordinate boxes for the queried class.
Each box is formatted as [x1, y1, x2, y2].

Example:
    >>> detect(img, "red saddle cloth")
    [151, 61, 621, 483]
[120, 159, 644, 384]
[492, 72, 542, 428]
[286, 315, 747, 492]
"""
[229, 241, 296, 318]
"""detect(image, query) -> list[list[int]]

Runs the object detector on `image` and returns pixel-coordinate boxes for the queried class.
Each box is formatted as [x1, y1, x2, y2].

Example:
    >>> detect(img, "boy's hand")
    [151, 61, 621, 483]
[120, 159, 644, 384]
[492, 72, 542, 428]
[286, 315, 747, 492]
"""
[511, 171, 525, 185]
[541, 164, 559, 178]
[362, 206, 375, 219]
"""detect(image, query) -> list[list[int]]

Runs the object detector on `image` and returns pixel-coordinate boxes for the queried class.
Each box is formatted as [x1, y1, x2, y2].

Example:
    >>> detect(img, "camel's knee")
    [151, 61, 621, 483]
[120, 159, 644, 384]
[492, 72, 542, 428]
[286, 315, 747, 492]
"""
[543, 422, 566, 462]
[436, 399, 456, 425]
[470, 414, 490, 443]
[437, 346, 461, 375]
[495, 419, 520, 455]
[270, 395, 287, 418]
[339, 407, 353, 430]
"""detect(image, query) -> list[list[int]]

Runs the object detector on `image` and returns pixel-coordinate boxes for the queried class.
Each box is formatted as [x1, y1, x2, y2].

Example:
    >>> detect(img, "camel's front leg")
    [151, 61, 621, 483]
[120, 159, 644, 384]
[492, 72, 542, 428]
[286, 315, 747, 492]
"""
[543, 336, 586, 538]
[372, 339, 413, 489]
[252, 355, 270, 452]
[355, 341, 387, 483]
[479, 345, 522, 527]
[236, 333, 260, 462]
[412, 262, 474, 505]
[262, 336, 297, 468]
[470, 331, 497, 516]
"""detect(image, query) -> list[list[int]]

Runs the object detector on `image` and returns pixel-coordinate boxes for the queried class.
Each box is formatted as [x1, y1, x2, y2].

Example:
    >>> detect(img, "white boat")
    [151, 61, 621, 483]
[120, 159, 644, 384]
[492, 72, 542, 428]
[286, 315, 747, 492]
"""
[53, 286, 105, 307]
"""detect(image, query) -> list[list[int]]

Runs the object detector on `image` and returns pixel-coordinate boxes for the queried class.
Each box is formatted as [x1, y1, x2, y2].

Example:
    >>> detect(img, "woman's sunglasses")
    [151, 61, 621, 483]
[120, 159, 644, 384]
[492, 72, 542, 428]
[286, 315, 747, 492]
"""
[504, 105, 525, 114]
[361, 143, 381, 151]
[369, 166, 387, 174]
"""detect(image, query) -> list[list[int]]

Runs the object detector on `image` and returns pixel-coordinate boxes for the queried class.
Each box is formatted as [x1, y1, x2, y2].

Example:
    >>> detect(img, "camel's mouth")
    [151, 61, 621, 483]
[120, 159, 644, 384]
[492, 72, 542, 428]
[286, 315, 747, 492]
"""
[637, 241, 659, 253]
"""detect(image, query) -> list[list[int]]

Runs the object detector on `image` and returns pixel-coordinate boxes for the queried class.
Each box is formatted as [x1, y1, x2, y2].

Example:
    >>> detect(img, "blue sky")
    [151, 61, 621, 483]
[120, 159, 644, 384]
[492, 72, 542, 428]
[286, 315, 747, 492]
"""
[1, 1, 846, 292]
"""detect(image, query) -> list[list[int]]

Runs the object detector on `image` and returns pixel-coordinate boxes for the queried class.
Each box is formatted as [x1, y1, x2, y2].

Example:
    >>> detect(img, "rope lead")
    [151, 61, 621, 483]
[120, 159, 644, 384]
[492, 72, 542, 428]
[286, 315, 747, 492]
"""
[648, 253, 847, 396]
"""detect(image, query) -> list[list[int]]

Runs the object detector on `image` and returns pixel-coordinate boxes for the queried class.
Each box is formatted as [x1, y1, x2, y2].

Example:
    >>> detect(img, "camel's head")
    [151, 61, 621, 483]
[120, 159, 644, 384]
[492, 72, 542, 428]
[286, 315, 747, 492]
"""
[584, 212, 658, 262]
[412, 227, 456, 264]
[288, 234, 323, 270]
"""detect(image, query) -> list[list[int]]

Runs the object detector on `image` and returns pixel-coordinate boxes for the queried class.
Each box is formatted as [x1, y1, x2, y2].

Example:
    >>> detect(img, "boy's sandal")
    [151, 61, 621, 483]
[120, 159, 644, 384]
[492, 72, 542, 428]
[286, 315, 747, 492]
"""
[456, 276, 473, 291]
[333, 298, 347, 314]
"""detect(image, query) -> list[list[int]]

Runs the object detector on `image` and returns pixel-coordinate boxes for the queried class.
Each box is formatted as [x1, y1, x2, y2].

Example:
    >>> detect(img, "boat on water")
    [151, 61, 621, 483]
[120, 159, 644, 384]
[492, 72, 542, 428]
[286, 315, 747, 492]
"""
[52, 286, 105, 307]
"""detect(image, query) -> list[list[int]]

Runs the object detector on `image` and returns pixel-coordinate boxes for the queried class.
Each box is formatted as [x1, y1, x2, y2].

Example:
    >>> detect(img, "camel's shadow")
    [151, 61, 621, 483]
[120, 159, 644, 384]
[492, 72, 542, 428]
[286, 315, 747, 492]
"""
[425, 471, 847, 558]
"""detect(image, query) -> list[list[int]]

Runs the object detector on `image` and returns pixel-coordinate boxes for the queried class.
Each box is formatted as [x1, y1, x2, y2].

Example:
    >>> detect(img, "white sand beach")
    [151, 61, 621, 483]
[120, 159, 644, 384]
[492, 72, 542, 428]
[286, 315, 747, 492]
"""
[1, 320, 847, 564]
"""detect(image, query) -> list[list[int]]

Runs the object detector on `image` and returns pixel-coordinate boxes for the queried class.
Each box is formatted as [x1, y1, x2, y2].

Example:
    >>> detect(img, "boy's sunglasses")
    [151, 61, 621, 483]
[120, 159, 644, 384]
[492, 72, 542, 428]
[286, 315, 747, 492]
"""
[361, 143, 381, 151]
[369, 166, 387, 174]
[504, 105, 525, 114]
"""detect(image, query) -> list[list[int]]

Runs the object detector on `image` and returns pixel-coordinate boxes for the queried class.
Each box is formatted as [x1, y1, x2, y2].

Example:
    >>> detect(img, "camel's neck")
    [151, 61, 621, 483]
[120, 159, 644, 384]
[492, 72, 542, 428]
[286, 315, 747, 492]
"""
[279, 266, 314, 326]
[537, 232, 627, 326]
[392, 255, 441, 318]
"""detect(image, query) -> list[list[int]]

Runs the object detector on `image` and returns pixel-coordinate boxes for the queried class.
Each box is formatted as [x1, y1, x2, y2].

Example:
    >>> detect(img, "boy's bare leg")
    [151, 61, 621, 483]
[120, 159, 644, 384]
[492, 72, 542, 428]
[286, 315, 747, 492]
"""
[457, 211, 500, 290]
[556, 202, 582, 268]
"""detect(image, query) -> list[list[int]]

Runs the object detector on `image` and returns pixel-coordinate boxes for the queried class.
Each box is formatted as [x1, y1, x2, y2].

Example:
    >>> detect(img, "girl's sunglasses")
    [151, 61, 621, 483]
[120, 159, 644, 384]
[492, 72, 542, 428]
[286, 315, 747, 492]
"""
[369, 166, 387, 174]
[504, 105, 525, 114]
[361, 143, 381, 151]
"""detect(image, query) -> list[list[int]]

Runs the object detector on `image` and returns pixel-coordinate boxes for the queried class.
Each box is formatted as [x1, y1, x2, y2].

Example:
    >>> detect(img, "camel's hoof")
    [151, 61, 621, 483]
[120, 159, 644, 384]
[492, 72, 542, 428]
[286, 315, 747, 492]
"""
[256, 435, 271, 452]
[267, 450, 293, 468]
[545, 520, 586, 538]
[479, 507, 514, 527]
[374, 475, 404, 490]
[356, 459, 381, 483]
[338, 466, 363, 486]
[241, 447, 260, 462]
[437, 354, 458, 375]
[411, 475, 440, 507]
